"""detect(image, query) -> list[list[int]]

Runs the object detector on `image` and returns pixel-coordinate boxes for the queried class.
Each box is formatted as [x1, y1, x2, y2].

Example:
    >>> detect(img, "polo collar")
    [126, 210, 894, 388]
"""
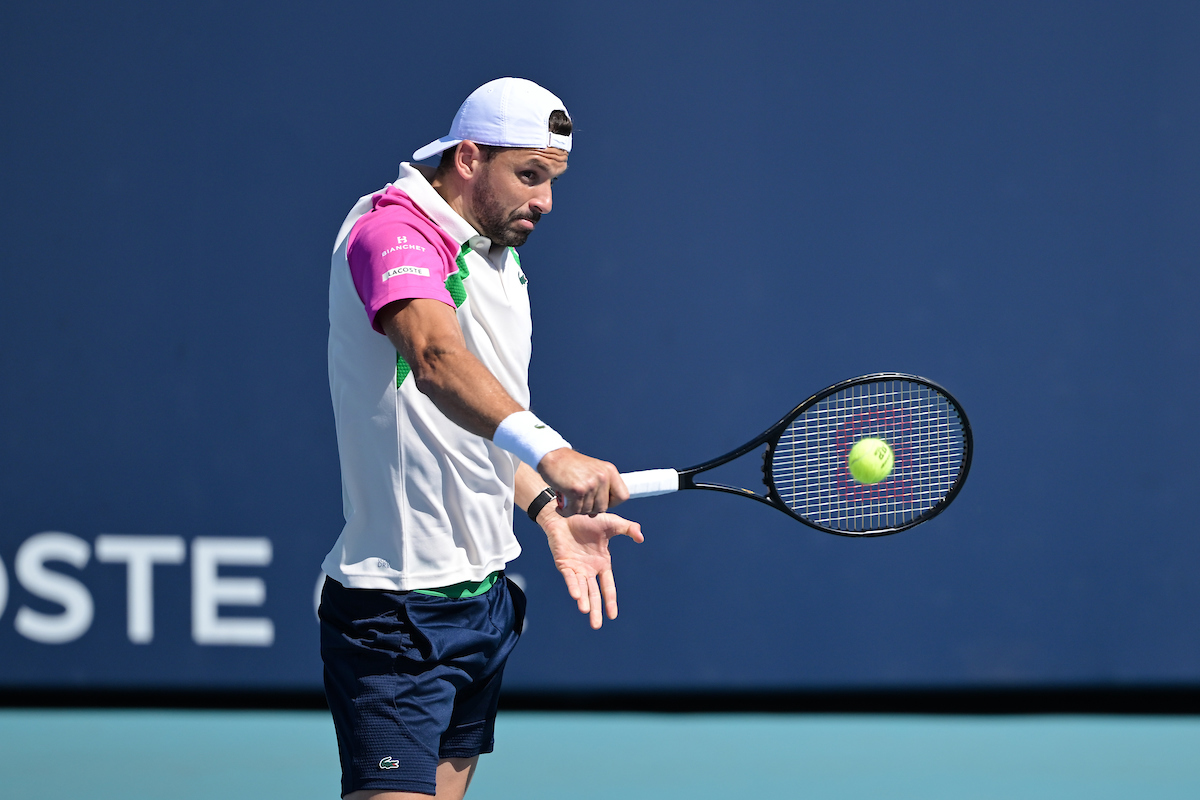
[394, 162, 479, 251]
[464, 234, 493, 255]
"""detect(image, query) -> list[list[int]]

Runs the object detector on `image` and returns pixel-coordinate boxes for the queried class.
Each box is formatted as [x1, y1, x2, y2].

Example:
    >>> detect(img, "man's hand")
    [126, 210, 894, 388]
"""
[537, 511, 644, 629]
[537, 448, 629, 516]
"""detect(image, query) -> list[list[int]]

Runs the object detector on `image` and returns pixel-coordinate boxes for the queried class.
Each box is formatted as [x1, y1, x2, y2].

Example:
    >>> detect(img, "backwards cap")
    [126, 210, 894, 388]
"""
[412, 77, 572, 162]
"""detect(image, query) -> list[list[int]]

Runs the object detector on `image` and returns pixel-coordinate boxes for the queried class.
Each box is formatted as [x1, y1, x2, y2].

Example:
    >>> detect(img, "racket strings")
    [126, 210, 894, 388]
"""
[769, 379, 967, 533]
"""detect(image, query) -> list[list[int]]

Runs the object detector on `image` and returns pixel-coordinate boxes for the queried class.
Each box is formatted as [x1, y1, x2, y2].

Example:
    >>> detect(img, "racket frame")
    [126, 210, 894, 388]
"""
[673, 372, 973, 536]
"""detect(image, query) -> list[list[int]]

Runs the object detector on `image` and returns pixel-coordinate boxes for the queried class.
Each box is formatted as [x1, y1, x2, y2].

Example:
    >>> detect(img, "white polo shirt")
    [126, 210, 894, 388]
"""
[323, 163, 530, 590]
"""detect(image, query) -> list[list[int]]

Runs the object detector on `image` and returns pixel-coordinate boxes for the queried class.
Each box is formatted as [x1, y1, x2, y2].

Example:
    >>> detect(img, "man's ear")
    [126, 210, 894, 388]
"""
[454, 141, 485, 181]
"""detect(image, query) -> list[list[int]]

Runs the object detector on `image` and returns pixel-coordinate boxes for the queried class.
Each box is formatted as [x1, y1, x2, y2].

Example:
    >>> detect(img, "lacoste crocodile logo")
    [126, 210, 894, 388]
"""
[379, 757, 400, 770]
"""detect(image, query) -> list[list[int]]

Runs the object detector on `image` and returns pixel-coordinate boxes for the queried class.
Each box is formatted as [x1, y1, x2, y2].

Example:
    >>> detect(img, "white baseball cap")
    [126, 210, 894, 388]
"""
[412, 77, 572, 162]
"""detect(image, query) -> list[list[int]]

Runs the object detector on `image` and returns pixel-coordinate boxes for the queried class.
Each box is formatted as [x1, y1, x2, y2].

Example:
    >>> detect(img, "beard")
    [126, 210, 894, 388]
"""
[471, 170, 541, 247]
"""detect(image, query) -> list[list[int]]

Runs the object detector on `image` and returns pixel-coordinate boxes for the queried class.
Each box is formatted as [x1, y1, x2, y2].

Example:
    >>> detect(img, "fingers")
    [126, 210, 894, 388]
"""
[539, 450, 628, 517]
[585, 575, 600, 633]
[559, 567, 619, 629]
[608, 471, 630, 505]
[550, 513, 642, 630]
[582, 571, 621, 628]
[577, 572, 592, 616]
[599, 569, 618, 621]
[561, 568, 593, 619]
[560, 467, 626, 516]
[561, 567, 582, 601]
[558, 470, 612, 517]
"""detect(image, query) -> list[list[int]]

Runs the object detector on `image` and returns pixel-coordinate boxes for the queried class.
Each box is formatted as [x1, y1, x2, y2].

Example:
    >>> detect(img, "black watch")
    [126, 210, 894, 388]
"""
[527, 487, 558, 522]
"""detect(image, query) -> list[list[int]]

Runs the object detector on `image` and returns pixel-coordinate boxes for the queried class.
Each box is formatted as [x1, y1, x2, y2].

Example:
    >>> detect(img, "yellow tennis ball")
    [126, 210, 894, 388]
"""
[848, 437, 894, 484]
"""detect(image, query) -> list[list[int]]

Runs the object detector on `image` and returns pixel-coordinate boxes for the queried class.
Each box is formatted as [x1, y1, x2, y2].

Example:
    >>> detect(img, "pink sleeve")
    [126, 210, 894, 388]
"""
[346, 215, 457, 333]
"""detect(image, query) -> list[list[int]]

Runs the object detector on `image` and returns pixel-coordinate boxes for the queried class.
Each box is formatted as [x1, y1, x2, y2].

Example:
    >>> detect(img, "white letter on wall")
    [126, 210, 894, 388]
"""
[94, 535, 186, 644]
[0, 553, 8, 621]
[191, 537, 274, 646]
[14, 532, 94, 644]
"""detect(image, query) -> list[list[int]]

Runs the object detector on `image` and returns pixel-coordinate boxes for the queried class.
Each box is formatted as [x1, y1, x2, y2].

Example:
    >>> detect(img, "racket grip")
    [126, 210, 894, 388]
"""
[620, 469, 680, 498]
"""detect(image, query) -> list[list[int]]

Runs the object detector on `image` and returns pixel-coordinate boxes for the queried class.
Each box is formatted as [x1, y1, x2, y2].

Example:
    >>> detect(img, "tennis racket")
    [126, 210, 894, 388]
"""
[619, 373, 972, 536]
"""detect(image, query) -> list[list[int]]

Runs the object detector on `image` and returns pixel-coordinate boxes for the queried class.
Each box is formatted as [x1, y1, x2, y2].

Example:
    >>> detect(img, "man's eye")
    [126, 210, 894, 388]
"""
[520, 171, 537, 182]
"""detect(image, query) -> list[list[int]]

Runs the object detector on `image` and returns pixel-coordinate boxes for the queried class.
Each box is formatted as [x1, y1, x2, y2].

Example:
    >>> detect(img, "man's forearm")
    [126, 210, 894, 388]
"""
[515, 461, 552, 516]
[381, 297, 523, 438]
[409, 344, 524, 438]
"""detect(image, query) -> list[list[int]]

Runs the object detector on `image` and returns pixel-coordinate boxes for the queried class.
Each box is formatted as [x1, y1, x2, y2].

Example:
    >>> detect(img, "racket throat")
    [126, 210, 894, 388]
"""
[681, 470, 776, 508]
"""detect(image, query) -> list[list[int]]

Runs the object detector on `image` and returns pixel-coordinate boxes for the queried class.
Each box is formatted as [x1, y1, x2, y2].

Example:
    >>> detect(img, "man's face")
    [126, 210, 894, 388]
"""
[468, 147, 569, 247]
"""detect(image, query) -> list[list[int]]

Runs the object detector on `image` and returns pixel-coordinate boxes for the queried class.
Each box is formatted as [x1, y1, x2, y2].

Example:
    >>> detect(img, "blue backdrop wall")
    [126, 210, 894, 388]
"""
[2, 1, 1198, 693]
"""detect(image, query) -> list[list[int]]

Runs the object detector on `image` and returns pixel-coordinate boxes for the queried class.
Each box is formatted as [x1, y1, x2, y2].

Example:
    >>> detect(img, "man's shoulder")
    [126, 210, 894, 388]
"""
[364, 186, 435, 228]
[349, 188, 455, 259]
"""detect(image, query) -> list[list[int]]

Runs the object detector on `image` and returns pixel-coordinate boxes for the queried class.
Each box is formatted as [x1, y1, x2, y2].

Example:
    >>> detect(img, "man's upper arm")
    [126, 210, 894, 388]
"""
[377, 297, 467, 368]
[346, 215, 457, 333]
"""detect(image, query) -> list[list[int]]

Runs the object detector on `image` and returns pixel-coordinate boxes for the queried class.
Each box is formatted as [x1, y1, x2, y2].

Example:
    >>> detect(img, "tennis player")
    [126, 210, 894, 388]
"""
[320, 77, 644, 799]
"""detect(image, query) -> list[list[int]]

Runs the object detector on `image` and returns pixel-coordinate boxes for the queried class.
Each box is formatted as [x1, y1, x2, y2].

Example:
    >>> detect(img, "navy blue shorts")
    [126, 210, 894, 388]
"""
[319, 575, 525, 797]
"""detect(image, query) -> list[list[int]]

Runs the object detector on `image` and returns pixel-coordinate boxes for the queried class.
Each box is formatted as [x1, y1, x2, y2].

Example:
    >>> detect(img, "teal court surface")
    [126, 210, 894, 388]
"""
[2, 709, 1199, 798]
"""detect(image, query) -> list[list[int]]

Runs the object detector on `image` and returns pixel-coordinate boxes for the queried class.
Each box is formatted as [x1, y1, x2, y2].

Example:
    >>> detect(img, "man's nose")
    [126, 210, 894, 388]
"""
[530, 186, 552, 215]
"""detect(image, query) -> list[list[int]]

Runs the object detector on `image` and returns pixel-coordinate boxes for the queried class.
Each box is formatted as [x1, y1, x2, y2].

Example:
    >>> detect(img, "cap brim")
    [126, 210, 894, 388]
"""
[412, 136, 462, 162]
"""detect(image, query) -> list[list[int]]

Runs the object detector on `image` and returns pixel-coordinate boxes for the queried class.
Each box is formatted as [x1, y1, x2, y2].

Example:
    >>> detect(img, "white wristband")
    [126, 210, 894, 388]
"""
[493, 410, 572, 468]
